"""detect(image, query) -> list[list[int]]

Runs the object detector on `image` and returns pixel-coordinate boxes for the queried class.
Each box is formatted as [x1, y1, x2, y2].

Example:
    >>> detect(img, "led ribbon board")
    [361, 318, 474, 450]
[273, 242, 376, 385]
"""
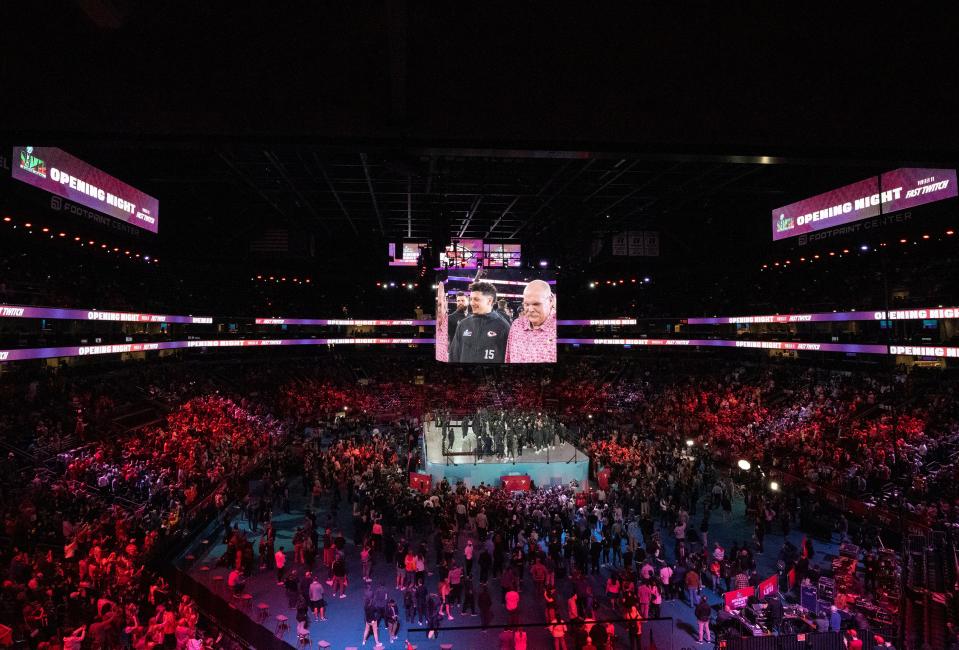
[0, 305, 211, 324]
[687, 306, 959, 324]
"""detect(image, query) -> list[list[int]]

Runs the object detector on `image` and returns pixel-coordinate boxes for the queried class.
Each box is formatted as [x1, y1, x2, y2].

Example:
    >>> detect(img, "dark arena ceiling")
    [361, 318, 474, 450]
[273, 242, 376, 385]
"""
[1, 3, 958, 270]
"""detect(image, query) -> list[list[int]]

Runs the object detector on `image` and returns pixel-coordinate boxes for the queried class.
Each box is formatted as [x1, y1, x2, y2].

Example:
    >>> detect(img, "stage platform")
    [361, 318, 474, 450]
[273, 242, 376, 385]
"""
[423, 419, 589, 488]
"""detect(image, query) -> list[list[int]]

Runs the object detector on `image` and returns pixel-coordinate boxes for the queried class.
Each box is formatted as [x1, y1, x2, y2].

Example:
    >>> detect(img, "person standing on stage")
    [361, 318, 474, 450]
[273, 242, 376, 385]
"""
[449, 282, 510, 363]
[505, 279, 557, 363]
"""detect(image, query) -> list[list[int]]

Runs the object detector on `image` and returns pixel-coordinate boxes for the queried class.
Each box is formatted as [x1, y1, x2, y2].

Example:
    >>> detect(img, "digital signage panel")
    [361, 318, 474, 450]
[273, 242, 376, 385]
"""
[12, 146, 160, 233]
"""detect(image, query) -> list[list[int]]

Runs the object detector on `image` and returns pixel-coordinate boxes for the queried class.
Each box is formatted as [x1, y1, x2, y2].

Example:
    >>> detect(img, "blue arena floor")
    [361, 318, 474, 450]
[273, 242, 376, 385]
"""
[186, 478, 839, 650]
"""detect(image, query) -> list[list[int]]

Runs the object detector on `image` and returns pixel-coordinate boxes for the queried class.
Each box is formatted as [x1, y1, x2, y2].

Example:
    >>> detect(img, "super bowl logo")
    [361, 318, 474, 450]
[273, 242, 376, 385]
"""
[19, 147, 47, 178]
[775, 213, 795, 233]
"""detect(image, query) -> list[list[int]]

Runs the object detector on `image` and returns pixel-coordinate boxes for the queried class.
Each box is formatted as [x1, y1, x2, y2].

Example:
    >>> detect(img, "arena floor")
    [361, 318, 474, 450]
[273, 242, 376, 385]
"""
[184, 474, 841, 650]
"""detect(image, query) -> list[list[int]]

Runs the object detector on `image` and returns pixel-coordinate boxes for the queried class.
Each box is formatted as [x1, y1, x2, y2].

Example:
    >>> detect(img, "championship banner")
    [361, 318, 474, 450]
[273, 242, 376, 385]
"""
[758, 574, 779, 600]
[724, 587, 754, 610]
[501, 475, 531, 492]
[409, 472, 432, 494]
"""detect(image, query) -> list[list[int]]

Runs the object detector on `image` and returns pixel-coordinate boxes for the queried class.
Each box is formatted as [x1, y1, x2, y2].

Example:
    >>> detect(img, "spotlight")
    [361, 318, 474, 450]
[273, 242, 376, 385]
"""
[539, 260, 548, 267]
[947, 230, 955, 236]
[737, 459, 751, 471]
[922, 234, 930, 239]
[643, 277, 651, 283]
[24, 223, 32, 228]
[2, 217, 10, 222]
[860, 245, 868, 251]
[42, 227, 50, 233]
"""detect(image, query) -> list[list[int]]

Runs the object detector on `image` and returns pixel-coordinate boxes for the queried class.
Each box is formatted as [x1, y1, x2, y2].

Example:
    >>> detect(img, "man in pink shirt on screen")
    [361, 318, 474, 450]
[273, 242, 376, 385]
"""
[505, 280, 556, 363]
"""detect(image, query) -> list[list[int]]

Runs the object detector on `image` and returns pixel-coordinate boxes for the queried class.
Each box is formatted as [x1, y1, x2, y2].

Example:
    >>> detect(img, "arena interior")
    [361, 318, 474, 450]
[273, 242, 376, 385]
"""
[1, 6, 959, 650]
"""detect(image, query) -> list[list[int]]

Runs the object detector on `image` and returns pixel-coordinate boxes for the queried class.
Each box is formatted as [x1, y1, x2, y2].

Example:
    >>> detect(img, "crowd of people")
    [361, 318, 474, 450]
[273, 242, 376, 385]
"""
[1, 353, 958, 648]
[0, 385, 285, 649]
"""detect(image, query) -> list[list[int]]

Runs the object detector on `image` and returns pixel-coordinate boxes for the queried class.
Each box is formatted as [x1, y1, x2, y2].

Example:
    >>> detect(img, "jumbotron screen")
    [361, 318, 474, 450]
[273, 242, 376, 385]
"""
[435, 269, 556, 364]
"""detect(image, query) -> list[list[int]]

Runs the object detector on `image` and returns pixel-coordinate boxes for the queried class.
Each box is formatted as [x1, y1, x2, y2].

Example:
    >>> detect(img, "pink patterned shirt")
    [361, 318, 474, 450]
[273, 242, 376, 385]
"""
[505, 311, 557, 363]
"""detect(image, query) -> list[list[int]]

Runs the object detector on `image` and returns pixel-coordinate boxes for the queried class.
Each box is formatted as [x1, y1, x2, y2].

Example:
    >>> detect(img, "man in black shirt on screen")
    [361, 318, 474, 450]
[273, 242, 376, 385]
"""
[447, 292, 469, 345]
[449, 282, 510, 363]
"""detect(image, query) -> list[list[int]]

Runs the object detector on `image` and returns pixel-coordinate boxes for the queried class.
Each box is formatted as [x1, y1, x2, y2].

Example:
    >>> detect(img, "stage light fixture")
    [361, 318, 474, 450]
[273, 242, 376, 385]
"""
[42, 227, 50, 233]
[860, 245, 868, 251]
[2, 217, 10, 222]
[922, 234, 930, 239]
[24, 222, 32, 228]
[946, 230, 955, 236]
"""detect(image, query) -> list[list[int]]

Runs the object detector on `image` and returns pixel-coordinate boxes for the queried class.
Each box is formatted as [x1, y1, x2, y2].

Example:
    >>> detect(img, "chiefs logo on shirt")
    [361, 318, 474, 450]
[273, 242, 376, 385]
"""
[463, 330, 472, 337]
